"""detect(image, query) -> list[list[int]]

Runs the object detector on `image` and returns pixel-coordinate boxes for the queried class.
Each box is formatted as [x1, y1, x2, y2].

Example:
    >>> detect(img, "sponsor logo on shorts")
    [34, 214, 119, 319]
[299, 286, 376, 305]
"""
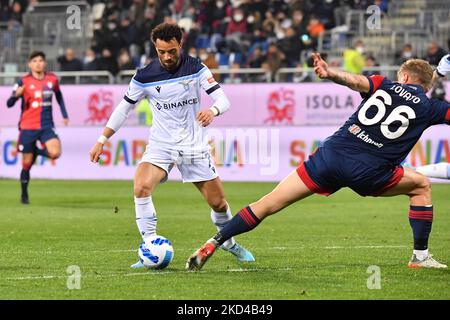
[207, 77, 215, 84]
[348, 124, 384, 148]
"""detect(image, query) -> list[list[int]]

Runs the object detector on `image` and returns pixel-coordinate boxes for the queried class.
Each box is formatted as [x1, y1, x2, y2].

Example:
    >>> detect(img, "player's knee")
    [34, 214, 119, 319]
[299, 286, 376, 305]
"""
[418, 176, 432, 194]
[134, 181, 151, 198]
[48, 150, 61, 159]
[22, 161, 33, 171]
[209, 198, 227, 212]
[412, 174, 431, 197]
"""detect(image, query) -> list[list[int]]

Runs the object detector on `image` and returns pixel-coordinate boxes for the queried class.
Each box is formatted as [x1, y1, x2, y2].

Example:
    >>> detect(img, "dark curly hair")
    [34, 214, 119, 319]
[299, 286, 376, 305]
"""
[29, 51, 46, 61]
[151, 23, 183, 44]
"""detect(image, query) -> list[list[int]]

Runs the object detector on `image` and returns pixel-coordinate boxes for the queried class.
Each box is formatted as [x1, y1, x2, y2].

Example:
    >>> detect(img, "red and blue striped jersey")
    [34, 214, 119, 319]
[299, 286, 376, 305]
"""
[7, 72, 68, 130]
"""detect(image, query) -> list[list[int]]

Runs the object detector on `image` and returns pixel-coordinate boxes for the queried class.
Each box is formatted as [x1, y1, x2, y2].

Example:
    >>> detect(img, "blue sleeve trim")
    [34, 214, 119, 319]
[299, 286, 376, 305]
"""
[206, 84, 220, 95]
[124, 95, 137, 104]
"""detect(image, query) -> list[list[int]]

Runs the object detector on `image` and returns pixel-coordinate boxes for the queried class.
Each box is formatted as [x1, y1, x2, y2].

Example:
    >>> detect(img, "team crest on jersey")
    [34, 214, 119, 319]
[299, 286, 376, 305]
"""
[155, 86, 161, 93]
[179, 79, 192, 91]
[348, 124, 362, 135]
[47, 82, 53, 89]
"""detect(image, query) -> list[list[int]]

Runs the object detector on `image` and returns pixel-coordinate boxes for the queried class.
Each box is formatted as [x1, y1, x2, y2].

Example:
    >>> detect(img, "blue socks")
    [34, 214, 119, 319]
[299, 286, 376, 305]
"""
[409, 205, 433, 250]
[213, 206, 261, 246]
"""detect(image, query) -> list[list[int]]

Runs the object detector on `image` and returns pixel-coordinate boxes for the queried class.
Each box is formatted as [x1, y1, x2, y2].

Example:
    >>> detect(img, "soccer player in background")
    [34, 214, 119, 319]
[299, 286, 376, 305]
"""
[6, 51, 69, 204]
[89, 23, 255, 268]
[187, 54, 450, 271]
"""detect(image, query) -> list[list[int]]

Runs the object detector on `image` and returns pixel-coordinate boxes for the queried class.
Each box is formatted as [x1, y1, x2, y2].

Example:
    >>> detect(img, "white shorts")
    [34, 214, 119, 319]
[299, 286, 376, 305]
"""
[140, 144, 218, 183]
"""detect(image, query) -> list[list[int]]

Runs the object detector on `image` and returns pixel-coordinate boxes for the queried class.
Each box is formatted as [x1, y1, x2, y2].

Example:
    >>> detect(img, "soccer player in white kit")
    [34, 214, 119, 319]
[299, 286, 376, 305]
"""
[89, 23, 255, 268]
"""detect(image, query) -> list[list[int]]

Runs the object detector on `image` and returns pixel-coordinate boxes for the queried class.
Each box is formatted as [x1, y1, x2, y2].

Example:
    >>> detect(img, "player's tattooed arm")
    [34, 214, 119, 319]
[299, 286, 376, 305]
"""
[312, 52, 370, 93]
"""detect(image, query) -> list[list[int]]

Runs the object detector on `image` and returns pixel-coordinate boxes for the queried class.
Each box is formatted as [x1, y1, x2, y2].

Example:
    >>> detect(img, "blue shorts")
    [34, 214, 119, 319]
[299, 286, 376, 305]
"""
[18, 128, 59, 153]
[297, 147, 404, 197]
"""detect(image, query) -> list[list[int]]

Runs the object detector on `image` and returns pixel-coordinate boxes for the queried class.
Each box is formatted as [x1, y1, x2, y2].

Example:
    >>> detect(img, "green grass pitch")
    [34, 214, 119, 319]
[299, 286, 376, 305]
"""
[0, 179, 449, 299]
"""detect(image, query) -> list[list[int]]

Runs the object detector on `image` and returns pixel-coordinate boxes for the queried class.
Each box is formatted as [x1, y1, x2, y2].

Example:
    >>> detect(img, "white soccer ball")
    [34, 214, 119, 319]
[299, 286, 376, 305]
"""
[138, 235, 174, 270]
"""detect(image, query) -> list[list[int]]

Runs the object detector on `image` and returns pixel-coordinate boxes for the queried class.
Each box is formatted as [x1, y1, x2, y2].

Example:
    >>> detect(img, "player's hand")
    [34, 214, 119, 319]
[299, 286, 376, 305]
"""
[197, 109, 215, 127]
[312, 52, 329, 79]
[15, 86, 25, 97]
[89, 142, 104, 163]
[63, 118, 69, 126]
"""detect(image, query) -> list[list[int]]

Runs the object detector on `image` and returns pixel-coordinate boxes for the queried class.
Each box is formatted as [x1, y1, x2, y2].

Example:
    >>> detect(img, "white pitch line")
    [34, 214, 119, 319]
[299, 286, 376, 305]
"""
[324, 245, 408, 249]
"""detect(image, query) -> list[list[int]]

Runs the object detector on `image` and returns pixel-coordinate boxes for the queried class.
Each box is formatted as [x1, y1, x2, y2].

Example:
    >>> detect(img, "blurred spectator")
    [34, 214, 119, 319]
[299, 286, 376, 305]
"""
[250, 0, 269, 19]
[277, 27, 302, 67]
[307, 15, 325, 38]
[247, 46, 265, 68]
[334, 0, 353, 27]
[395, 43, 417, 65]
[10, 1, 23, 24]
[423, 42, 446, 66]
[103, 18, 123, 57]
[83, 48, 99, 71]
[97, 48, 119, 75]
[375, 0, 389, 14]
[118, 48, 135, 70]
[343, 39, 365, 74]
[1, 19, 21, 55]
[120, 16, 138, 48]
[363, 55, 380, 76]
[263, 43, 286, 82]
[292, 9, 308, 36]
[225, 7, 248, 37]
[57, 48, 83, 71]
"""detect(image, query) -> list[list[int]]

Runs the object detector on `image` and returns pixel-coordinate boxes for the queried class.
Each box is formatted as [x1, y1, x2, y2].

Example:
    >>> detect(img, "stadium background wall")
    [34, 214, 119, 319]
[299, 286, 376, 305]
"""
[0, 126, 448, 182]
[2, 82, 450, 127]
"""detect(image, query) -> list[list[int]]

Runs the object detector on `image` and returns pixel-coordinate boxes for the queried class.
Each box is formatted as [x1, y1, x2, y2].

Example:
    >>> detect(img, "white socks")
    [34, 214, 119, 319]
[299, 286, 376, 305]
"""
[135, 196, 236, 249]
[415, 162, 450, 179]
[210, 203, 236, 249]
[414, 249, 429, 261]
[134, 196, 157, 240]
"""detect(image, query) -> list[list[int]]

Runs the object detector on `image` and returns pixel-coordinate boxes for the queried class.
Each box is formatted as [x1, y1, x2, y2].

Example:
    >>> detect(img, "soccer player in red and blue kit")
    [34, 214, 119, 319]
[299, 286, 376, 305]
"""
[6, 51, 69, 204]
[187, 54, 450, 270]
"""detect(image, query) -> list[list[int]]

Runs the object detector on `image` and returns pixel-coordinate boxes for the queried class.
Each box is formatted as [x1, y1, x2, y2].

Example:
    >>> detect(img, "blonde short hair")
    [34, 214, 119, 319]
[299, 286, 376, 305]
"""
[398, 59, 433, 90]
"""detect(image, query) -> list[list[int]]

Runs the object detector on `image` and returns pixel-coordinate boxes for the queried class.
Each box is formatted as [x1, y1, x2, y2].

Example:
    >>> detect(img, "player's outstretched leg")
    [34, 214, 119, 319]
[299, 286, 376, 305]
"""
[194, 178, 255, 263]
[186, 171, 313, 271]
[380, 167, 447, 269]
[131, 163, 166, 269]
[415, 162, 450, 180]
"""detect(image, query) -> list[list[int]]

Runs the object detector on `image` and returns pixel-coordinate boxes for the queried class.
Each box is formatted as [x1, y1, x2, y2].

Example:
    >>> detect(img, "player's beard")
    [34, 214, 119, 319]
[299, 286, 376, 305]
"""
[161, 56, 180, 71]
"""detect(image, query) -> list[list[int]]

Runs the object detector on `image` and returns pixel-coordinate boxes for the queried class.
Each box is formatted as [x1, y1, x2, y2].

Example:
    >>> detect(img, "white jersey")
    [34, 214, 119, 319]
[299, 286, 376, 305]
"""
[125, 54, 221, 151]
[436, 53, 450, 77]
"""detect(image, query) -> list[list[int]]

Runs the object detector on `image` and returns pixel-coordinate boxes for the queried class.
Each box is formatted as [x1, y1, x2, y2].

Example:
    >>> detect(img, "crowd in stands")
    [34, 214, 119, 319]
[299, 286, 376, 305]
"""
[0, 0, 448, 83]
[58, 0, 394, 79]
